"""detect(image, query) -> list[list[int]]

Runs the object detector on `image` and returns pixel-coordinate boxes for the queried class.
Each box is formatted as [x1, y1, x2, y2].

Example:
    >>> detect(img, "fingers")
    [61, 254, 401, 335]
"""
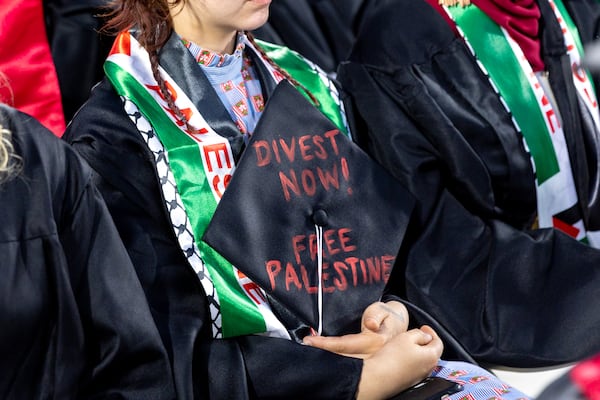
[361, 301, 409, 334]
[419, 325, 444, 357]
[405, 328, 434, 345]
[361, 302, 387, 332]
[403, 326, 441, 351]
[419, 325, 438, 340]
[303, 332, 383, 357]
[303, 322, 442, 364]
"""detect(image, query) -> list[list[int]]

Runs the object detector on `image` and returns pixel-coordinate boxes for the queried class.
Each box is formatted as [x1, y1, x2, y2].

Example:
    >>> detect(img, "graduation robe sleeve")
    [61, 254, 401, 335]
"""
[0, 104, 175, 398]
[64, 78, 362, 400]
[338, 0, 600, 368]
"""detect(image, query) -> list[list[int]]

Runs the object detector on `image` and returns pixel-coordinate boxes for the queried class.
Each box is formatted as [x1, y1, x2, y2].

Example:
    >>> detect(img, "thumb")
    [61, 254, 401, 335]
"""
[361, 302, 387, 332]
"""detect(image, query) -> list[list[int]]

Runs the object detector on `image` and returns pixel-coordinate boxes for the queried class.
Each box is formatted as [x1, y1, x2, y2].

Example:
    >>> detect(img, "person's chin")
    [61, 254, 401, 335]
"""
[244, 9, 270, 31]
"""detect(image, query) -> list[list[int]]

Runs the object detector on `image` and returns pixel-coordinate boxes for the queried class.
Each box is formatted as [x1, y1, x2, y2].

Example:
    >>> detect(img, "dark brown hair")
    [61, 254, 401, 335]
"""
[103, 0, 176, 53]
[245, 32, 319, 107]
[102, 0, 317, 134]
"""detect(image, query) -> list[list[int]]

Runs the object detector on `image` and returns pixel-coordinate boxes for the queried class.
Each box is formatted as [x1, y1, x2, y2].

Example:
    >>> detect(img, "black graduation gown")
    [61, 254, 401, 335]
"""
[0, 104, 175, 399]
[63, 38, 362, 398]
[253, 0, 366, 74]
[338, 0, 600, 367]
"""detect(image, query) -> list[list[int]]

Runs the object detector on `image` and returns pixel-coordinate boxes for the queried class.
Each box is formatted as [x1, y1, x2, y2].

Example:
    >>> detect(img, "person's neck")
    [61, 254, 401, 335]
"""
[170, 7, 237, 54]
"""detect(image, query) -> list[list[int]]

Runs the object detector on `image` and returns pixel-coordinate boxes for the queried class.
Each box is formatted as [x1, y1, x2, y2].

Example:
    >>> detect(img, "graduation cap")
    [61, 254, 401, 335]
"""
[203, 80, 414, 337]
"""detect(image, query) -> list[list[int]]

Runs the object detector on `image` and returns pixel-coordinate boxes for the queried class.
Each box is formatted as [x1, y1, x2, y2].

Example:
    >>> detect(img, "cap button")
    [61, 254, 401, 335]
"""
[312, 209, 328, 227]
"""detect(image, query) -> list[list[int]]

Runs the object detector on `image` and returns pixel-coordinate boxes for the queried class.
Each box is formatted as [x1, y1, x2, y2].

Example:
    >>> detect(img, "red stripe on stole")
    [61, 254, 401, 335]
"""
[552, 216, 580, 238]
[110, 31, 132, 57]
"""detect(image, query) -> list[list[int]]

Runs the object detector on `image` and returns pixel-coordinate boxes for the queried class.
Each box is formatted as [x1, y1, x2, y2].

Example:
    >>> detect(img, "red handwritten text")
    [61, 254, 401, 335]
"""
[264, 227, 394, 294]
[265, 255, 395, 294]
[252, 129, 351, 201]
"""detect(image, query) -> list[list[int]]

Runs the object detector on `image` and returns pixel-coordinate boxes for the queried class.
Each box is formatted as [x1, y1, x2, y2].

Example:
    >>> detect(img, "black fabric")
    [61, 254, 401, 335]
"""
[43, 0, 114, 122]
[204, 81, 414, 336]
[64, 74, 362, 398]
[253, 0, 366, 74]
[254, 1, 335, 73]
[569, 0, 600, 91]
[0, 104, 174, 399]
[338, 0, 600, 367]
[237, 335, 360, 400]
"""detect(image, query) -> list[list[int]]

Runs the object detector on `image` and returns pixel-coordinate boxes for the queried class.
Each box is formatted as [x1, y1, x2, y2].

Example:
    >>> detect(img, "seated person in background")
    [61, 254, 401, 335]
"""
[64, 0, 531, 398]
[338, 0, 600, 368]
[0, 99, 175, 397]
[44, 0, 115, 122]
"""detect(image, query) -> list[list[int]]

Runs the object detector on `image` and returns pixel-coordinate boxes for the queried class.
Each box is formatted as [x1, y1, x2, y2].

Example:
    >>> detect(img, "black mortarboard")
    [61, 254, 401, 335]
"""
[203, 81, 414, 337]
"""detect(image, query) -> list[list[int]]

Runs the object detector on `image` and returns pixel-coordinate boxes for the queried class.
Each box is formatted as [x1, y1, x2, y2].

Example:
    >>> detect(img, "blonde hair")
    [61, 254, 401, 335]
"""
[0, 72, 21, 182]
[0, 120, 18, 182]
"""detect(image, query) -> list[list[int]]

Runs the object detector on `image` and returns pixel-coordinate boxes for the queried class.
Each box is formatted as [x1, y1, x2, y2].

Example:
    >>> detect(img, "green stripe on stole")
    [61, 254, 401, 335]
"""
[105, 61, 267, 337]
[447, 5, 560, 183]
[257, 39, 348, 136]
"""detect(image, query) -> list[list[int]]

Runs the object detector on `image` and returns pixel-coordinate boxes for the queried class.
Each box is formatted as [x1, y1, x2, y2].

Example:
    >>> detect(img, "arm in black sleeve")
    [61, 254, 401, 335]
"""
[204, 336, 361, 400]
[57, 149, 175, 399]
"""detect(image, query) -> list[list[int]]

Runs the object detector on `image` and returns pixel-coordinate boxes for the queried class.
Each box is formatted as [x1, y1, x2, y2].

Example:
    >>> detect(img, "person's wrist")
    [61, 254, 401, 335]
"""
[356, 358, 377, 400]
[357, 357, 395, 400]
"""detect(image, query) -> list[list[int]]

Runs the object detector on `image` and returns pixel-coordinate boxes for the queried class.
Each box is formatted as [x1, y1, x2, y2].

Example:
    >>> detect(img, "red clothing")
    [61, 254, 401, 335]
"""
[572, 354, 600, 400]
[0, 0, 65, 136]
[472, 0, 545, 71]
[422, 0, 544, 71]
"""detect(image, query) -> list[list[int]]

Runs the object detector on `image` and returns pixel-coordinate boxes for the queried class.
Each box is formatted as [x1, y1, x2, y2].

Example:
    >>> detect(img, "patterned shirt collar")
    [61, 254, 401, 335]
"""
[182, 32, 246, 67]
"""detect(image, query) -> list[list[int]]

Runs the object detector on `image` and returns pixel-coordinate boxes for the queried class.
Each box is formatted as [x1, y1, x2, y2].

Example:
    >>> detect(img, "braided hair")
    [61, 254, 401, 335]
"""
[245, 31, 320, 107]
